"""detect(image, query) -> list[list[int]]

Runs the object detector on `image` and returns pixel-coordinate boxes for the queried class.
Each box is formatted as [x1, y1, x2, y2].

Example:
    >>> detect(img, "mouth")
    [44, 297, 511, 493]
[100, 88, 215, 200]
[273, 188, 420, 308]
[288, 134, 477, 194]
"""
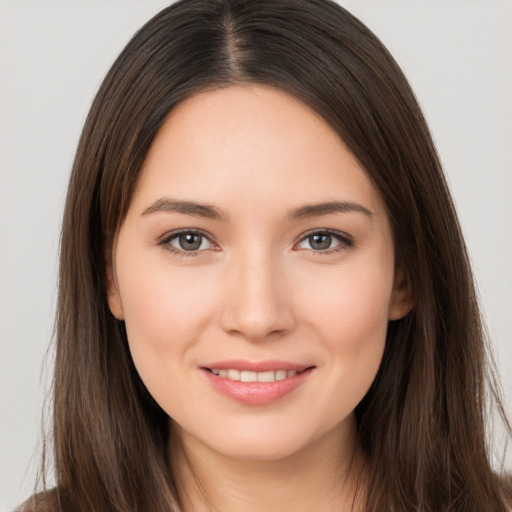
[200, 361, 315, 405]
[204, 367, 312, 383]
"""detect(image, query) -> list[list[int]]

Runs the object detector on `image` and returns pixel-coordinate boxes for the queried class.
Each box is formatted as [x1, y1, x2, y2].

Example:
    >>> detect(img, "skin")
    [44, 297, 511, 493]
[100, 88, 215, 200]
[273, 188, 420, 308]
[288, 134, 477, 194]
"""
[107, 85, 412, 511]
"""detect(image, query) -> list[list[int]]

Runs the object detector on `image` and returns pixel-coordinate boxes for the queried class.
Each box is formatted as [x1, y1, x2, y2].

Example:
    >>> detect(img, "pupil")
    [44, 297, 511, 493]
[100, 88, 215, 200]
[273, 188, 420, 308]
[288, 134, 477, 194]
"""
[310, 233, 331, 250]
[180, 233, 201, 251]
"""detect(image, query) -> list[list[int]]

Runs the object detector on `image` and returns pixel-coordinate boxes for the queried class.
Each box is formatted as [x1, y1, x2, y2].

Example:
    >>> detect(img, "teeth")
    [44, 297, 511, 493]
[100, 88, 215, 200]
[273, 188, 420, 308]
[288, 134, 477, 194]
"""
[257, 371, 275, 382]
[241, 371, 257, 382]
[275, 370, 287, 381]
[210, 368, 303, 382]
[227, 369, 241, 381]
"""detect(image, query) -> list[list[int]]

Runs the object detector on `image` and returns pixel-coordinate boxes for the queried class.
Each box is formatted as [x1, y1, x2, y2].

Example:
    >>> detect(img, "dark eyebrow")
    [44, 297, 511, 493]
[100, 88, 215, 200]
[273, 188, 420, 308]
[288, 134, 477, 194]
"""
[289, 201, 374, 220]
[141, 198, 229, 221]
[141, 198, 372, 222]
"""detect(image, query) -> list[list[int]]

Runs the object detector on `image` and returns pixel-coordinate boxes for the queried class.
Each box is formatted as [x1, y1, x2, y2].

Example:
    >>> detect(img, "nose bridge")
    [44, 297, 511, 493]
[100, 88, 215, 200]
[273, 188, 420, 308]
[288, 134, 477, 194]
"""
[220, 242, 294, 340]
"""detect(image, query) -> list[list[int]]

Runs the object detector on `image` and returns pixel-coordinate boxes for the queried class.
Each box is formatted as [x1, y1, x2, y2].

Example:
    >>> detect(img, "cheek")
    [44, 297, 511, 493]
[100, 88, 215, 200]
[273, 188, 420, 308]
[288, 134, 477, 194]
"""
[301, 256, 393, 342]
[297, 255, 393, 402]
[117, 258, 224, 418]
[116, 253, 217, 374]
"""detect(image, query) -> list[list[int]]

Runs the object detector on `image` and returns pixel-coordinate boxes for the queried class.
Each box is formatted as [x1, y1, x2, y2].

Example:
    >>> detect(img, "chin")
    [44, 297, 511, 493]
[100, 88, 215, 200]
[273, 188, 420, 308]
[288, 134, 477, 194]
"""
[175, 414, 349, 464]
[213, 438, 313, 462]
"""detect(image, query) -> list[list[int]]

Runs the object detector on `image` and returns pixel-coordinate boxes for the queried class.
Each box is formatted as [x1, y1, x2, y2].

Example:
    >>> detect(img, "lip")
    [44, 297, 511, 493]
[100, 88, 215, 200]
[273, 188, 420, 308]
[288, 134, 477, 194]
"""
[201, 359, 310, 372]
[200, 360, 315, 405]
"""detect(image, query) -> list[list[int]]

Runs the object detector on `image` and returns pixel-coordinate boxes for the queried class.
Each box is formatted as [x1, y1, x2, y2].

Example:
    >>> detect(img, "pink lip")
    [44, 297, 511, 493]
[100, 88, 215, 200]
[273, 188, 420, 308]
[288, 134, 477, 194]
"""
[200, 360, 315, 405]
[202, 359, 310, 372]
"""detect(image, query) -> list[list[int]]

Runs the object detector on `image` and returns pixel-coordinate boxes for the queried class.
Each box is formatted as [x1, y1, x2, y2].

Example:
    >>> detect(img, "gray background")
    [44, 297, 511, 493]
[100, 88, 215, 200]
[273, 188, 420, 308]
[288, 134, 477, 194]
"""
[1, 1, 511, 509]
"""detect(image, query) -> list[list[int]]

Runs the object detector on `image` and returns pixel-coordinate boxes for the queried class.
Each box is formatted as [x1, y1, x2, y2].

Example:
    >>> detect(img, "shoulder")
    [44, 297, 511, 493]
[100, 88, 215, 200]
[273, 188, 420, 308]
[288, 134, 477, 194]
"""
[15, 489, 63, 512]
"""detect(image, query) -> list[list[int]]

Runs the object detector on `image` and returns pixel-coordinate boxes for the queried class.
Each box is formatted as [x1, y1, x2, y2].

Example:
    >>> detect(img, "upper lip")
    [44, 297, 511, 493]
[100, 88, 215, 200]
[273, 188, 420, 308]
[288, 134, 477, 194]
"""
[201, 359, 314, 372]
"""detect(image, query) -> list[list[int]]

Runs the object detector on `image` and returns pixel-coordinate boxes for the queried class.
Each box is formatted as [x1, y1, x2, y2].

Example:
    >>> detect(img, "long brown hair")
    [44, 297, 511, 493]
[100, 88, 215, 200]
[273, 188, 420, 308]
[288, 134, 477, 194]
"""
[22, 0, 511, 510]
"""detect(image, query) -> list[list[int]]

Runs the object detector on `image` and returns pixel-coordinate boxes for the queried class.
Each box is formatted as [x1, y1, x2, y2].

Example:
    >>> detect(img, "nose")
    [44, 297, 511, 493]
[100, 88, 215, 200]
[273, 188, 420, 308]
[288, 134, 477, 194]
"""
[219, 249, 295, 341]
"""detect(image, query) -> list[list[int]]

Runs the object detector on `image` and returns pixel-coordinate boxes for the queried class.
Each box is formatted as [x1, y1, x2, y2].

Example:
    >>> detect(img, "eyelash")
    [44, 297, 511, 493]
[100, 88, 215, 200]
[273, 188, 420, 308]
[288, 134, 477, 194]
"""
[157, 228, 354, 258]
[157, 229, 215, 258]
[296, 229, 354, 255]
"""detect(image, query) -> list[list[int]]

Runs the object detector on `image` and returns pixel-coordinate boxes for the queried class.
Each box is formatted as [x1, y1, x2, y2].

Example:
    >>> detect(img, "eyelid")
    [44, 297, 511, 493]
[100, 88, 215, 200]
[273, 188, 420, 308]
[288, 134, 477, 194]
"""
[157, 228, 218, 257]
[294, 228, 354, 253]
[157, 227, 353, 257]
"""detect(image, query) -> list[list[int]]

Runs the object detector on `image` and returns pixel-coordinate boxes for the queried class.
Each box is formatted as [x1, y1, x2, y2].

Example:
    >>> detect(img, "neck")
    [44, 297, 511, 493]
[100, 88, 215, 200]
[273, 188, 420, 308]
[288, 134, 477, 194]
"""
[170, 415, 366, 512]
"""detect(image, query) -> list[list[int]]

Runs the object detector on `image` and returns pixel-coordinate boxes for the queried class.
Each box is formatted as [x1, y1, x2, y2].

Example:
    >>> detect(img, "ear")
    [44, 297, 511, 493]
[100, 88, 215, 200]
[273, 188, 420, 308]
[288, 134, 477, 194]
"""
[388, 267, 414, 320]
[105, 251, 125, 320]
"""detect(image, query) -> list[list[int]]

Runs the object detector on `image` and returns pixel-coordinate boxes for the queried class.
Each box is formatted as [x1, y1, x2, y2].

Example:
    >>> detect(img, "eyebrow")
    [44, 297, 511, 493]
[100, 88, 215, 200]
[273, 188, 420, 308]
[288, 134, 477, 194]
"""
[141, 198, 373, 221]
[289, 201, 374, 220]
[141, 198, 230, 221]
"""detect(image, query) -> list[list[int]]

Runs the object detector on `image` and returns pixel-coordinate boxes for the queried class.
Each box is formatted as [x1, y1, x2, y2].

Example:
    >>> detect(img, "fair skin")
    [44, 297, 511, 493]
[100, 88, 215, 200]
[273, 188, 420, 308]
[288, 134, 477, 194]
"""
[107, 85, 411, 511]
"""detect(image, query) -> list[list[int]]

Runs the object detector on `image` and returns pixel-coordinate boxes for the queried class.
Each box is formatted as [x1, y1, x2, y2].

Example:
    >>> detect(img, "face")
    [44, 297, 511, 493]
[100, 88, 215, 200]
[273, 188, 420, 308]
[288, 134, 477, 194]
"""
[107, 85, 411, 461]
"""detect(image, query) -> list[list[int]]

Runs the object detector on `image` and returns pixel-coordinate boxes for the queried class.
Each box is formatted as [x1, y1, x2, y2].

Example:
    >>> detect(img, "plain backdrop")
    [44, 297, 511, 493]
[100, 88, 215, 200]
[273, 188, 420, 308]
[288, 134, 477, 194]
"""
[1, 1, 511, 509]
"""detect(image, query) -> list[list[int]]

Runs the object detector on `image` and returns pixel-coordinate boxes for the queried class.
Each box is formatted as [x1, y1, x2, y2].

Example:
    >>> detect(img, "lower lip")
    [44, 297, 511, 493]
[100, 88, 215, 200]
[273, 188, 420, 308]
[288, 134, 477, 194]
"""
[201, 368, 313, 405]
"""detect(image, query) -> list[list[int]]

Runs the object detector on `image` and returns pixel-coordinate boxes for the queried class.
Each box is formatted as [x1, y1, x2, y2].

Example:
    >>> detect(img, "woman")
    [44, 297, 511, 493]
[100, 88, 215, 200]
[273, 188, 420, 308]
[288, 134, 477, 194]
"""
[20, 0, 511, 510]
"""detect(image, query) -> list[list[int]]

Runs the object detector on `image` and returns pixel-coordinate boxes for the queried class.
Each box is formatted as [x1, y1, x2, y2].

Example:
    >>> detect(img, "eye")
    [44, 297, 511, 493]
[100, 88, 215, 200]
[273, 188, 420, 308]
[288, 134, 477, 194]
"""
[295, 230, 353, 253]
[159, 230, 215, 255]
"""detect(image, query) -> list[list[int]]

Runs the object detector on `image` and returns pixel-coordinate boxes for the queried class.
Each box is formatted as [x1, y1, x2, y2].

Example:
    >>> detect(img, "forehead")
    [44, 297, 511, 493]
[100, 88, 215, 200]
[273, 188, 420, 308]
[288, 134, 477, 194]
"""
[129, 85, 384, 218]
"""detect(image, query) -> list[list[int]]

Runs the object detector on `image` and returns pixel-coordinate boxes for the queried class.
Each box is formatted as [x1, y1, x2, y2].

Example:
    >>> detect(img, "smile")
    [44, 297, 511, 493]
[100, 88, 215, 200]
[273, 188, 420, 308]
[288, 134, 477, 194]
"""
[208, 369, 301, 382]
[201, 362, 315, 405]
